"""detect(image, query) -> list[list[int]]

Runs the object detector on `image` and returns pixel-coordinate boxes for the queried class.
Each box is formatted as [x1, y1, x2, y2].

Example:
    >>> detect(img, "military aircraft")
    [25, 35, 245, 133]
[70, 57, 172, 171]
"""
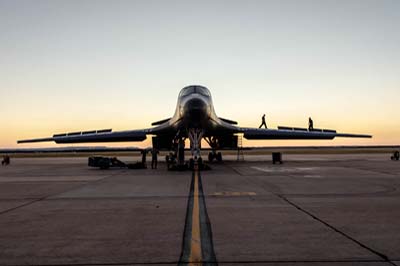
[18, 85, 371, 163]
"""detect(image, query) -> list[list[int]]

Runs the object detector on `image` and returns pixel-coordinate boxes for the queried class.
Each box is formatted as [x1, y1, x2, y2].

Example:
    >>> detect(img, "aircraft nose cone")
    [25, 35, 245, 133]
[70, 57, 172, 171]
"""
[183, 98, 208, 125]
[186, 98, 207, 111]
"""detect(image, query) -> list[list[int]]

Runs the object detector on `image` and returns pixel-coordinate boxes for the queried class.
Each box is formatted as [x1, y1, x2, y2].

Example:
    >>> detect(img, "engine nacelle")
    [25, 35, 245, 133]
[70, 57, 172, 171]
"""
[215, 135, 238, 149]
[152, 136, 175, 150]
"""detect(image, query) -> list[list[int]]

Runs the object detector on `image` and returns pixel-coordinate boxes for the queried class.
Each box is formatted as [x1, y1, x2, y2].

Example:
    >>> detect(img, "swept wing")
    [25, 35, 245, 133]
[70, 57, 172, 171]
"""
[238, 126, 371, 140]
[18, 128, 152, 144]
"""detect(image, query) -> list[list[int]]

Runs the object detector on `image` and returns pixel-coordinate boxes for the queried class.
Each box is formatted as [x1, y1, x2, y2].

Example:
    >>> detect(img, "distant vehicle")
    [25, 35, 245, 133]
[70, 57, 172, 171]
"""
[18, 85, 371, 163]
[88, 156, 147, 169]
[1, 155, 10, 166]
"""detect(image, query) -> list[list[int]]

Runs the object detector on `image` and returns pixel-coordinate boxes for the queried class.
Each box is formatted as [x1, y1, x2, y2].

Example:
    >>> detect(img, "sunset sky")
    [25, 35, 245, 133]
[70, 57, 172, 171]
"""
[0, 0, 399, 148]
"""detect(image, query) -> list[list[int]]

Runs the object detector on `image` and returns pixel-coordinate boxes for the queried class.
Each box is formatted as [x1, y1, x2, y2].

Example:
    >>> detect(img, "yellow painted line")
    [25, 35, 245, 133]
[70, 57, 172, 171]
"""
[188, 165, 202, 265]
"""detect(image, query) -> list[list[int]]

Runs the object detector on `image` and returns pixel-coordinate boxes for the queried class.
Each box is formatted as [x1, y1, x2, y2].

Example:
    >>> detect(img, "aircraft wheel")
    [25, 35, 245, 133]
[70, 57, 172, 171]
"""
[216, 152, 222, 162]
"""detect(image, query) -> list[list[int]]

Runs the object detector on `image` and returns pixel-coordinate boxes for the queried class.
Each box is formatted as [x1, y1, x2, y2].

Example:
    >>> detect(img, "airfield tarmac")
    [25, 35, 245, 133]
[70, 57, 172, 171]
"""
[0, 154, 399, 266]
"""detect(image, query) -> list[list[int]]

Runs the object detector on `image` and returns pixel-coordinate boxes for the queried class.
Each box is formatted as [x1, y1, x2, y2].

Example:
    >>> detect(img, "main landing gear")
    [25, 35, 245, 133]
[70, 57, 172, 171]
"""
[204, 136, 223, 163]
[166, 135, 187, 171]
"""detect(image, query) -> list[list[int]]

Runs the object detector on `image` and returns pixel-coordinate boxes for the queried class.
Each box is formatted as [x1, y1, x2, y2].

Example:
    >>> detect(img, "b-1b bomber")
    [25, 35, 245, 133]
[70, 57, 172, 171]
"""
[18, 85, 371, 166]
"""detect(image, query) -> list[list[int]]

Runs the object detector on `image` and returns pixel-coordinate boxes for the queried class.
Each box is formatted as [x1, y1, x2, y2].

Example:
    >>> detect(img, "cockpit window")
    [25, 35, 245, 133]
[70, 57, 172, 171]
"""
[180, 86, 195, 97]
[179, 86, 210, 97]
[196, 86, 210, 97]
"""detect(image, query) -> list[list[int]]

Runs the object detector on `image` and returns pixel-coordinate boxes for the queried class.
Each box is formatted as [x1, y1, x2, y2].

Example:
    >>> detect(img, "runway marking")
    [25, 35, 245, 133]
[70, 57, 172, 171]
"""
[252, 166, 321, 173]
[211, 191, 256, 196]
[179, 164, 217, 265]
[188, 168, 202, 264]
[302, 175, 322, 178]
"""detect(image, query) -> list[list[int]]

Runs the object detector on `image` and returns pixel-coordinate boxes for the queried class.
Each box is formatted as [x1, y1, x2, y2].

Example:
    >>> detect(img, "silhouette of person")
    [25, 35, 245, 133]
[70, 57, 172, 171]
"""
[141, 150, 147, 166]
[151, 147, 159, 169]
[259, 114, 267, 129]
[308, 117, 314, 131]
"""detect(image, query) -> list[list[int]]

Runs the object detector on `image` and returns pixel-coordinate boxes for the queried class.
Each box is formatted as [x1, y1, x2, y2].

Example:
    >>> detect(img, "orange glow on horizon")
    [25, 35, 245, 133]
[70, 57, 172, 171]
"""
[1, 118, 399, 149]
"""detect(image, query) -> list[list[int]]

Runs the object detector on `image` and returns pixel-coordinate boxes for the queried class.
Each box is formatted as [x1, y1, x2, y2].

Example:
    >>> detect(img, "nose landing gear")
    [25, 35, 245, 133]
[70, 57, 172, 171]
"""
[167, 129, 211, 170]
[188, 128, 203, 160]
[188, 128, 211, 170]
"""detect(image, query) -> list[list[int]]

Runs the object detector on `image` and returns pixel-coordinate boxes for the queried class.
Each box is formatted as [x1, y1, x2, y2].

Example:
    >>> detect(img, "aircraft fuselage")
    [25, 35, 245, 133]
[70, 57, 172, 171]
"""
[166, 85, 235, 136]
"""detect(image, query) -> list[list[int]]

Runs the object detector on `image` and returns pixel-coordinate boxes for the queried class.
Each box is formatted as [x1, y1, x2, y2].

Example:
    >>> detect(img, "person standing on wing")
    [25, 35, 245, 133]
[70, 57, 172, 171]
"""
[308, 117, 314, 131]
[259, 114, 267, 129]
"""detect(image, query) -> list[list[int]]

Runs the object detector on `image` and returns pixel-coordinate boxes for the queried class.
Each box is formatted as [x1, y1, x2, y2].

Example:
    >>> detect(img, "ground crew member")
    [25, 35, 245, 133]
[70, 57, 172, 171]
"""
[308, 117, 314, 131]
[259, 114, 267, 129]
[141, 150, 147, 167]
[178, 138, 185, 165]
[392, 151, 400, 161]
[151, 147, 159, 169]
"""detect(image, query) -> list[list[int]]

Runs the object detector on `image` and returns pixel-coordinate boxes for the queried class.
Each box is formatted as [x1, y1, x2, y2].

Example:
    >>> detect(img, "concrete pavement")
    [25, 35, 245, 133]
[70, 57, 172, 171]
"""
[0, 154, 399, 265]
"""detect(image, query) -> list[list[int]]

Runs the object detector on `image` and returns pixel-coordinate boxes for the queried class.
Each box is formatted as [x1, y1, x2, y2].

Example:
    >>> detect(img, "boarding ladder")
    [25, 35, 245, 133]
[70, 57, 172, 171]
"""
[237, 134, 244, 161]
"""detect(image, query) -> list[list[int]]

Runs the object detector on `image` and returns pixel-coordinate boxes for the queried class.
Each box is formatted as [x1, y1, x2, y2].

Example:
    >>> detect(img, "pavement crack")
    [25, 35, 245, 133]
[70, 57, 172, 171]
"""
[0, 198, 43, 216]
[0, 170, 126, 216]
[277, 194, 396, 266]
